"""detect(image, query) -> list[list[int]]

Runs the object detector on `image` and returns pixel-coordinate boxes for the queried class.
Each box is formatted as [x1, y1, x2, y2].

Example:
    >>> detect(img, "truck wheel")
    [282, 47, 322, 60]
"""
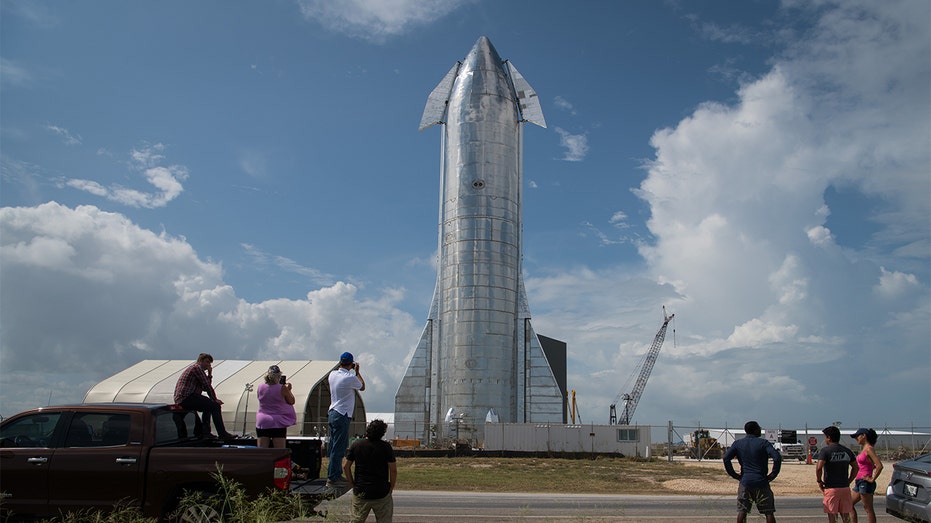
[166, 490, 224, 523]
[173, 502, 222, 523]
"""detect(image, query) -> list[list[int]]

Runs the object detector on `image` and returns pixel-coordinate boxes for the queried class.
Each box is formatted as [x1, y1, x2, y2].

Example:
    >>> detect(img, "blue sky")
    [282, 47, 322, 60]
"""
[2, 0, 929, 431]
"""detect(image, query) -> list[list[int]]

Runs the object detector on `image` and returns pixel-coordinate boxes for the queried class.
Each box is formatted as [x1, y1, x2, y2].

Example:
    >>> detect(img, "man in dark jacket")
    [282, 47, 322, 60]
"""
[723, 420, 783, 523]
[343, 419, 396, 523]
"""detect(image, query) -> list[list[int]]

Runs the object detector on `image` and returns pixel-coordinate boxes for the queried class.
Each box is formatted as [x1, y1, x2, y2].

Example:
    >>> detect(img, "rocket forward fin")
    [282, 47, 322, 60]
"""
[419, 62, 461, 131]
[505, 61, 546, 128]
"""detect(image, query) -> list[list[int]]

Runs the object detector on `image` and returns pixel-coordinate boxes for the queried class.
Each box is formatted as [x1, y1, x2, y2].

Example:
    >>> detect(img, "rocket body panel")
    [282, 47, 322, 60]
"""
[395, 36, 563, 445]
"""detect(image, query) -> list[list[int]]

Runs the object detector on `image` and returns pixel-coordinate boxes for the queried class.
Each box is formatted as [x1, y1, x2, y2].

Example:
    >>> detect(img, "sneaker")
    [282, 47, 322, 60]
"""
[218, 432, 237, 442]
[327, 477, 348, 487]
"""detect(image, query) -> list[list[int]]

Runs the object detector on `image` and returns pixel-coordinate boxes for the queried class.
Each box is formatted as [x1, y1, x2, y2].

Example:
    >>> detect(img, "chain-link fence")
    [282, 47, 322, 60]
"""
[653, 422, 931, 462]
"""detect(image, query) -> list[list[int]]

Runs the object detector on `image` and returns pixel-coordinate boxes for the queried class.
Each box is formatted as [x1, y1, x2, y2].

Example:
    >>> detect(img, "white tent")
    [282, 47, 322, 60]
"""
[84, 359, 366, 438]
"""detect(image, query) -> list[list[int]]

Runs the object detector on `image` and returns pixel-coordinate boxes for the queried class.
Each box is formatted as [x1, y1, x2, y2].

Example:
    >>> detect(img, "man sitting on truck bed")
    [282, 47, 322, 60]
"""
[174, 353, 235, 441]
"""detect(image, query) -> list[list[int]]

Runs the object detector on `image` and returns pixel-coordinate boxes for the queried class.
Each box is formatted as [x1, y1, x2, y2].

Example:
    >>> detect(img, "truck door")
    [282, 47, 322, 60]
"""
[0, 412, 63, 517]
[46, 412, 144, 514]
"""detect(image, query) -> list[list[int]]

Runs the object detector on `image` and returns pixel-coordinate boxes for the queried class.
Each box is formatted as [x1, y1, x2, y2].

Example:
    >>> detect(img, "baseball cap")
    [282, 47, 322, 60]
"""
[850, 428, 870, 439]
[339, 352, 354, 364]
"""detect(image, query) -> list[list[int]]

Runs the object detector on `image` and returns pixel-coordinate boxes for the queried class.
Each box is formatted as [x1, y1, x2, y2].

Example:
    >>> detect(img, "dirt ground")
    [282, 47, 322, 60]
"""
[664, 458, 893, 496]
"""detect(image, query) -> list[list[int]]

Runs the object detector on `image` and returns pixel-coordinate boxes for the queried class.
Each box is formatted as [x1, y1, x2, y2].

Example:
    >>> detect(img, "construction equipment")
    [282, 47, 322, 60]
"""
[609, 307, 675, 425]
[689, 429, 724, 459]
[566, 389, 581, 424]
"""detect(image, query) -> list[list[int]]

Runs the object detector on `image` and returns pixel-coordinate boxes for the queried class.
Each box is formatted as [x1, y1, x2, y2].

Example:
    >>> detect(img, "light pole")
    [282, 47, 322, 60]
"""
[241, 383, 254, 435]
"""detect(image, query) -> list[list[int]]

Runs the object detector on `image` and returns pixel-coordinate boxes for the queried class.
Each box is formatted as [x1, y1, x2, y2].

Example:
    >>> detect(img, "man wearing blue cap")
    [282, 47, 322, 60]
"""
[327, 351, 365, 490]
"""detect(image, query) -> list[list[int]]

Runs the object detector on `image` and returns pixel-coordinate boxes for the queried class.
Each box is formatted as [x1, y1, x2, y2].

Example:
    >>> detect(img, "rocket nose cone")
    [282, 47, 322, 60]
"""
[471, 35, 496, 55]
[464, 35, 503, 71]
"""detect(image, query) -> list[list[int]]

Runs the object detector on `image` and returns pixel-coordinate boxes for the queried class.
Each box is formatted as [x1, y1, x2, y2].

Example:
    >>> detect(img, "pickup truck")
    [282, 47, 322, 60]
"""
[0, 403, 299, 521]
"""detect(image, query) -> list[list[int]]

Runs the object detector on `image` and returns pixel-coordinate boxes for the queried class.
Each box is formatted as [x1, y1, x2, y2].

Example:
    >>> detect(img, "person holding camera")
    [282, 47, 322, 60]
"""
[255, 364, 296, 448]
[326, 352, 365, 490]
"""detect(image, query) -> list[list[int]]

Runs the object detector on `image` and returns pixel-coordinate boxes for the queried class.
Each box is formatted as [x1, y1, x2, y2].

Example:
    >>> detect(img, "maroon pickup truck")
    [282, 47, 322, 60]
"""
[0, 403, 296, 521]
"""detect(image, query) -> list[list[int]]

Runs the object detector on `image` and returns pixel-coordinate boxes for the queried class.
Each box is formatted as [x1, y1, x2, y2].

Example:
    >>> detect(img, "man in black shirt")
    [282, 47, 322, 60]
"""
[343, 419, 397, 523]
[815, 425, 858, 523]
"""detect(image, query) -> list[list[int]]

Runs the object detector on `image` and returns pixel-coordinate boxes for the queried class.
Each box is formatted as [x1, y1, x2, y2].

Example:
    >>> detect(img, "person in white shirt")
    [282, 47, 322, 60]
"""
[326, 351, 365, 488]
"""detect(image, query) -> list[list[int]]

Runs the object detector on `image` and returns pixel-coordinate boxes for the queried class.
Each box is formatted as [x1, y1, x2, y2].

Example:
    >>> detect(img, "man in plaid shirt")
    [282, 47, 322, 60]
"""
[174, 353, 235, 441]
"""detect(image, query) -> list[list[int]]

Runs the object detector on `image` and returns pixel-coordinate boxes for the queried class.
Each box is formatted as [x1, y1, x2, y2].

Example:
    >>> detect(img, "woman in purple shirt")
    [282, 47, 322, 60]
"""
[255, 365, 296, 448]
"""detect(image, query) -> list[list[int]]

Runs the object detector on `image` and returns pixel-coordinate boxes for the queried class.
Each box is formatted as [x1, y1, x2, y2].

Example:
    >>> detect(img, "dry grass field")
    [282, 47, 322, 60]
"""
[322, 456, 893, 496]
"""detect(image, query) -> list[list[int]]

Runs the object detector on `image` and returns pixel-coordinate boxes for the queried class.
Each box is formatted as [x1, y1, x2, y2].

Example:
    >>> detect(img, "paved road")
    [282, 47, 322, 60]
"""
[311, 490, 902, 522]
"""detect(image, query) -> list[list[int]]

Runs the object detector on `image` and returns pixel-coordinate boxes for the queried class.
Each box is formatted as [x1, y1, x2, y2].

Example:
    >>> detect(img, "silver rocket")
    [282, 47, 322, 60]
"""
[394, 36, 564, 445]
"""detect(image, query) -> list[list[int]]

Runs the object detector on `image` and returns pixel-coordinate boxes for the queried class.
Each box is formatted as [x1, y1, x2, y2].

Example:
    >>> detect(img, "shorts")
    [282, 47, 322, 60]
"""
[737, 483, 776, 515]
[852, 478, 877, 494]
[256, 427, 287, 438]
[822, 487, 854, 514]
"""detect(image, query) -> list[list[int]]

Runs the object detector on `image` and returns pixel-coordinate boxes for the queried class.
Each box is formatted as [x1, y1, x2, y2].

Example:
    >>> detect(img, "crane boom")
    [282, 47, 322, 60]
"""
[609, 307, 674, 425]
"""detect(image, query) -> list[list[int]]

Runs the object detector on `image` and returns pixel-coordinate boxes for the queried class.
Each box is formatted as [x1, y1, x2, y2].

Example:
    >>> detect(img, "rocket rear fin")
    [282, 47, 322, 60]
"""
[419, 62, 461, 131]
[524, 320, 566, 422]
[505, 61, 546, 128]
[394, 316, 435, 440]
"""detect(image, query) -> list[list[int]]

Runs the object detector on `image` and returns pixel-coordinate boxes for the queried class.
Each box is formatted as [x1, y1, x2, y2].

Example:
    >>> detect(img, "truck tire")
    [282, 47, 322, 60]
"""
[165, 489, 224, 523]
[173, 503, 222, 523]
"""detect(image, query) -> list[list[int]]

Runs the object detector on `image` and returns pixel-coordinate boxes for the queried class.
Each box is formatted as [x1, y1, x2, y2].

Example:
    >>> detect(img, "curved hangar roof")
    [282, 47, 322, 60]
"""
[84, 359, 366, 438]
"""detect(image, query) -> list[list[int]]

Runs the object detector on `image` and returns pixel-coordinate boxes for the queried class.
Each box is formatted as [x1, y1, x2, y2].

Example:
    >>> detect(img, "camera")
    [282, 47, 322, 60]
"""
[279, 375, 287, 385]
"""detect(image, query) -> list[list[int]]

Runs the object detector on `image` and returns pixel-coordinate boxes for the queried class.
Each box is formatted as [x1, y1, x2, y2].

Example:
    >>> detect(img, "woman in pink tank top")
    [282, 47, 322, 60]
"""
[255, 365, 297, 449]
[850, 428, 883, 523]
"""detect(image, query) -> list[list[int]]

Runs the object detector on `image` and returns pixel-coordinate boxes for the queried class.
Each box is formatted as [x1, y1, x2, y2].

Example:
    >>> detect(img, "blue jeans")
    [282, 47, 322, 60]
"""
[328, 409, 351, 482]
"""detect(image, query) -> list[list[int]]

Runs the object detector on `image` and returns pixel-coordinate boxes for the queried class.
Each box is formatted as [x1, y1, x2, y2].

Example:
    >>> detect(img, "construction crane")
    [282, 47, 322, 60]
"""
[567, 389, 581, 424]
[609, 307, 675, 425]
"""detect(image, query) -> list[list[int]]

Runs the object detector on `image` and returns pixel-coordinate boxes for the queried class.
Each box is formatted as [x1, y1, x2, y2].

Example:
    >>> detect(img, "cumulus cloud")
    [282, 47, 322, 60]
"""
[618, 0, 929, 421]
[64, 143, 187, 208]
[0, 202, 420, 415]
[295, 0, 472, 43]
[554, 127, 589, 162]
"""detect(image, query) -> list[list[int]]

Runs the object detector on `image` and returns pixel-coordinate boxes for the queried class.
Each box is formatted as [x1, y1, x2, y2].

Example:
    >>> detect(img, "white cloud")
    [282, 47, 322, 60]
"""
[241, 243, 334, 286]
[609, 211, 630, 229]
[554, 127, 589, 162]
[1, 1, 59, 27]
[538, 0, 929, 425]
[295, 0, 471, 43]
[1, 58, 33, 87]
[806, 225, 833, 246]
[64, 143, 188, 208]
[726, 318, 799, 348]
[0, 202, 420, 416]
[874, 266, 920, 299]
[553, 96, 577, 115]
[46, 124, 82, 146]
[238, 149, 269, 179]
